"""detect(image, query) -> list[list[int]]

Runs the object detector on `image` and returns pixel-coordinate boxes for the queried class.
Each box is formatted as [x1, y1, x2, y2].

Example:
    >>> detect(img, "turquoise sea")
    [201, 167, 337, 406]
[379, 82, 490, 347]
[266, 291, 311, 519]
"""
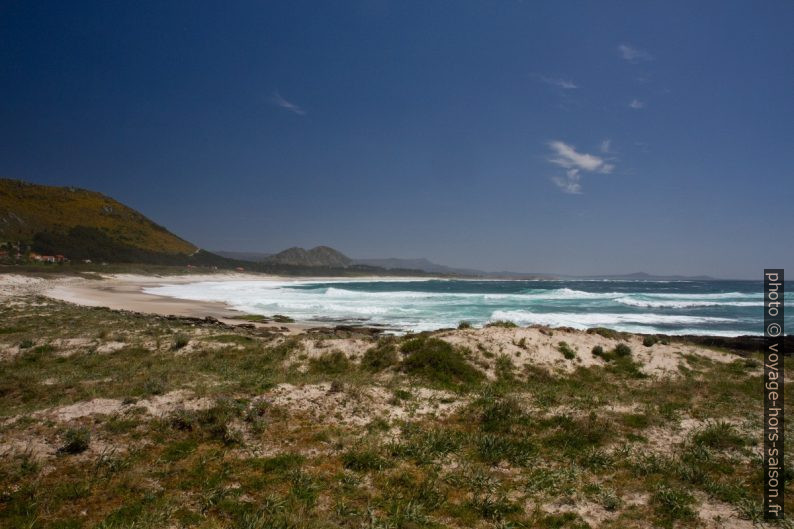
[146, 278, 788, 336]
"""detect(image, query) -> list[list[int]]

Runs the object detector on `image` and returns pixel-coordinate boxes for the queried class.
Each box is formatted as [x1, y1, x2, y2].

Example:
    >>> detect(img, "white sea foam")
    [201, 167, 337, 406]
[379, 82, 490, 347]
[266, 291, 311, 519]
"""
[490, 310, 735, 327]
[143, 279, 763, 335]
[614, 297, 760, 308]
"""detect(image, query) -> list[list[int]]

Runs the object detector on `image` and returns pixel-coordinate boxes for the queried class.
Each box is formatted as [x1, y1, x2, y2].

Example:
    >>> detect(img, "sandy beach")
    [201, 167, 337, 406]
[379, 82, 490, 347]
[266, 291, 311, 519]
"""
[1, 272, 431, 332]
[44, 273, 272, 319]
[1, 271, 307, 328]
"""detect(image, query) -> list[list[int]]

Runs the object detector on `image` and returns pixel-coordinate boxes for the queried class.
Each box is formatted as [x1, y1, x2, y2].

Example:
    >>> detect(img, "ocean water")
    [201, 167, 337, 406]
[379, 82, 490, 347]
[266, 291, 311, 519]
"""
[144, 278, 788, 336]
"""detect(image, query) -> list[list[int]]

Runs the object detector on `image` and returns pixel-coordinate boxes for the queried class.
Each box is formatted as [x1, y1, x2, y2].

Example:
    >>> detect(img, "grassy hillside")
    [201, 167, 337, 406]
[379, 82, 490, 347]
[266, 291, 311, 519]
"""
[0, 179, 197, 256]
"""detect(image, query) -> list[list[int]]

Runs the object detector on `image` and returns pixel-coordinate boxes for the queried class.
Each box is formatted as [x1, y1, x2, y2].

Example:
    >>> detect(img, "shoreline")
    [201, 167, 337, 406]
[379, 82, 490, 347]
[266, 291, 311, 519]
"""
[0, 271, 780, 342]
[42, 273, 320, 332]
[5, 272, 440, 333]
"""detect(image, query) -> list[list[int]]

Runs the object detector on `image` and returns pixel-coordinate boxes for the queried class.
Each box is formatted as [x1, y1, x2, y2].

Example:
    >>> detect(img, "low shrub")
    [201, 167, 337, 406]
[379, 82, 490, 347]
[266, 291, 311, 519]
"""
[172, 334, 189, 350]
[607, 356, 647, 379]
[486, 320, 518, 329]
[400, 337, 483, 388]
[142, 376, 166, 396]
[59, 427, 90, 454]
[558, 341, 576, 360]
[594, 343, 633, 363]
[541, 413, 612, 452]
[615, 343, 632, 357]
[588, 327, 621, 340]
[309, 351, 351, 374]
[196, 399, 245, 445]
[477, 392, 528, 433]
[269, 337, 302, 359]
[494, 354, 516, 381]
[643, 335, 659, 347]
[361, 340, 398, 371]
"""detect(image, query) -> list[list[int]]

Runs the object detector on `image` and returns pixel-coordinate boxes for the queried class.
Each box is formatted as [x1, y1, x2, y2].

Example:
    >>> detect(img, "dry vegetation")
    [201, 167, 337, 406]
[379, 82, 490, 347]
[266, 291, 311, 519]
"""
[0, 178, 196, 255]
[0, 287, 789, 528]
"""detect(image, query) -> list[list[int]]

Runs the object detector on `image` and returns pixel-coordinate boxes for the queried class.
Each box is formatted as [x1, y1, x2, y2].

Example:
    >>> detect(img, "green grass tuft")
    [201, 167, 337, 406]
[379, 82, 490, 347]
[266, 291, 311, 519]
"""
[342, 448, 389, 472]
[691, 421, 749, 450]
[400, 337, 483, 388]
[651, 484, 696, 524]
[361, 340, 398, 371]
[485, 320, 518, 328]
[171, 334, 189, 350]
[643, 335, 659, 347]
[58, 427, 90, 454]
[309, 351, 351, 374]
[557, 341, 576, 360]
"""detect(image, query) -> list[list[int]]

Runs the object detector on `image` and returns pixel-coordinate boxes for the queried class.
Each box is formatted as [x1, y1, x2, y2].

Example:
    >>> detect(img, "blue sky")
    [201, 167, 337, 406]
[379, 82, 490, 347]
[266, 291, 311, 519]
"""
[1, 1, 792, 278]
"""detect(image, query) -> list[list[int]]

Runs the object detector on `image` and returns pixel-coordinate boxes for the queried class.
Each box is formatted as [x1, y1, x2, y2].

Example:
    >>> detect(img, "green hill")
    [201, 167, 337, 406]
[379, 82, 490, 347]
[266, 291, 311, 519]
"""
[0, 178, 209, 264]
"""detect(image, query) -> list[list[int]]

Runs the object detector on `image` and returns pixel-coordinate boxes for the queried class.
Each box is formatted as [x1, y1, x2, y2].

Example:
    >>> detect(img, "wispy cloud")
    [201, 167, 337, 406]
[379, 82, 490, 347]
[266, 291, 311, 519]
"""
[600, 139, 612, 154]
[618, 43, 653, 64]
[551, 173, 583, 194]
[271, 91, 306, 116]
[628, 99, 645, 109]
[535, 74, 578, 90]
[547, 140, 615, 194]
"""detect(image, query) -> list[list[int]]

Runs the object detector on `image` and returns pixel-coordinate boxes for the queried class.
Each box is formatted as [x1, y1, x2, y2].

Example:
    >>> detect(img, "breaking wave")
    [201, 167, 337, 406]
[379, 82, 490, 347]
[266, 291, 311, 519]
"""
[144, 277, 777, 336]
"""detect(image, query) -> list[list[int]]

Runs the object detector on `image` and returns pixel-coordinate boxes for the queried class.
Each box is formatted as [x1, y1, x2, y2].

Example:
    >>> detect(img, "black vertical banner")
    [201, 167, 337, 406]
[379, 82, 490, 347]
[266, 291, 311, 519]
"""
[764, 269, 784, 520]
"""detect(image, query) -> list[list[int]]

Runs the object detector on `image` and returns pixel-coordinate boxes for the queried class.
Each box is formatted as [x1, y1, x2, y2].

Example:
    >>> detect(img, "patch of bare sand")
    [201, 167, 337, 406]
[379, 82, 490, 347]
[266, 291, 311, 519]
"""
[0, 274, 56, 298]
[267, 383, 465, 427]
[0, 429, 124, 463]
[95, 341, 127, 354]
[438, 326, 737, 378]
[301, 338, 373, 360]
[1, 391, 213, 462]
[696, 495, 755, 529]
[541, 498, 618, 527]
[31, 390, 213, 422]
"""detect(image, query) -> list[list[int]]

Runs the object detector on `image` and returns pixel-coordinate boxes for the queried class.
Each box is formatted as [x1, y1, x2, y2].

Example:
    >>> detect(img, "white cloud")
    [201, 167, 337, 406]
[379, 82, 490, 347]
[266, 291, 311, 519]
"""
[618, 43, 653, 63]
[547, 141, 615, 194]
[271, 91, 306, 116]
[536, 74, 578, 90]
[552, 170, 583, 194]
[628, 99, 645, 109]
[548, 141, 613, 173]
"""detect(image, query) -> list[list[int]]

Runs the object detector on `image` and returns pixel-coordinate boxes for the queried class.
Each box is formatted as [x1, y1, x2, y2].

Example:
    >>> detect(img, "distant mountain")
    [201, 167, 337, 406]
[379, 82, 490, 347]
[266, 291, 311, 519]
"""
[579, 272, 718, 281]
[0, 178, 230, 265]
[265, 246, 352, 268]
[353, 257, 485, 276]
[214, 250, 273, 262]
[214, 247, 721, 281]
